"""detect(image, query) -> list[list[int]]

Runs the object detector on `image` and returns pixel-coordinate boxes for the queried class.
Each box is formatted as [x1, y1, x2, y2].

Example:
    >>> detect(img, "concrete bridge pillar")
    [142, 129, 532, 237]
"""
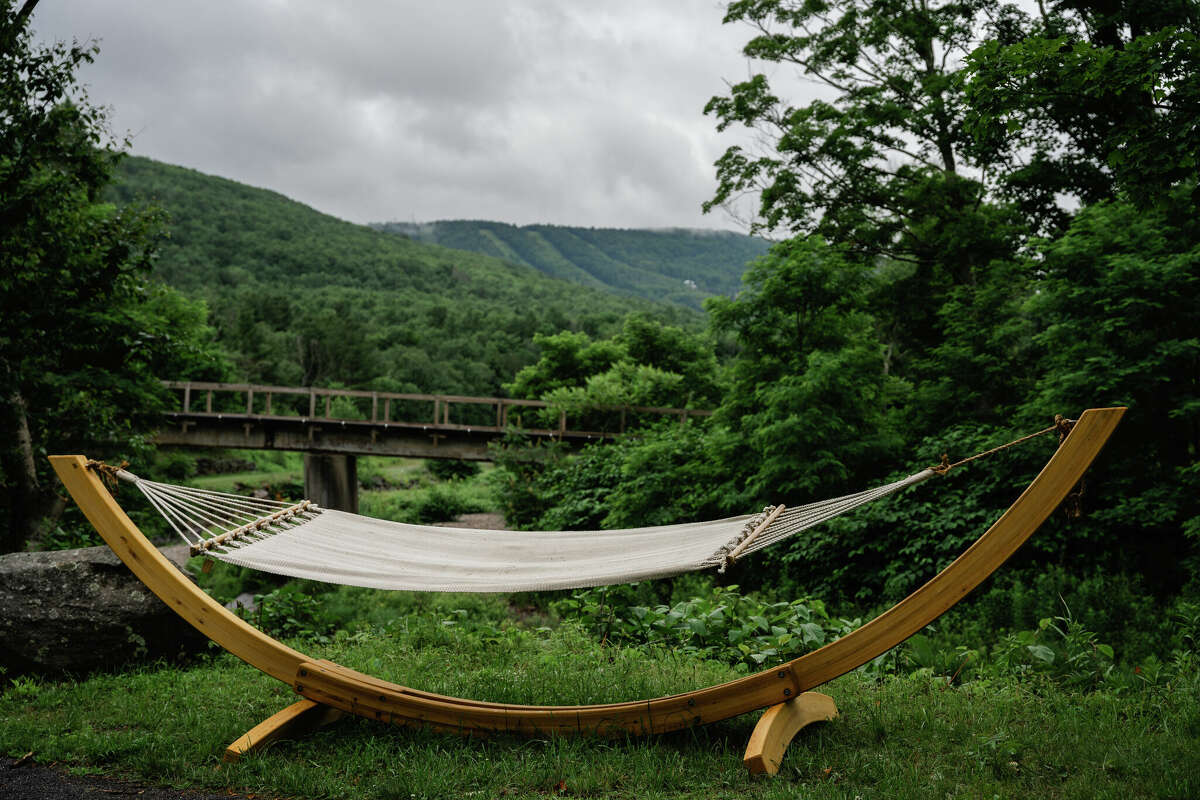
[303, 453, 358, 513]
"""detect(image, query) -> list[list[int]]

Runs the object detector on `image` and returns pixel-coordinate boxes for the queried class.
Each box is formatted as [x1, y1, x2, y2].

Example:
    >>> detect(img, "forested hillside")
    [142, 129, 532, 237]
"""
[373, 219, 768, 308]
[106, 157, 699, 395]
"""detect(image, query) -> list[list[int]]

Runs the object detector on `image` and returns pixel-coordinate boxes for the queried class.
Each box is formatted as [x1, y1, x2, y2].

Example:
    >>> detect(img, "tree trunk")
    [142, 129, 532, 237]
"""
[916, 35, 957, 175]
[2, 390, 47, 553]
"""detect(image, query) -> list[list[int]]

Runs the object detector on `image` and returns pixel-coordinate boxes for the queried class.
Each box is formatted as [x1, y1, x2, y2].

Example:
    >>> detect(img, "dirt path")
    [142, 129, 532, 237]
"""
[431, 512, 507, 529]
[1, 757, 257, 800]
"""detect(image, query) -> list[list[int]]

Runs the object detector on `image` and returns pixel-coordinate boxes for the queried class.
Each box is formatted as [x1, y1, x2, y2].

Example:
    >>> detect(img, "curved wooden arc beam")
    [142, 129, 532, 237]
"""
[48, 406, 1124, 743]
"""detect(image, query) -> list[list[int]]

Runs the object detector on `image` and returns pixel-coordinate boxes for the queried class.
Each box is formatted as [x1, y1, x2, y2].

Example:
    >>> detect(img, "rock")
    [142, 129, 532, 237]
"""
[0, 544, 209, 676]
[225, 592, 258, 614]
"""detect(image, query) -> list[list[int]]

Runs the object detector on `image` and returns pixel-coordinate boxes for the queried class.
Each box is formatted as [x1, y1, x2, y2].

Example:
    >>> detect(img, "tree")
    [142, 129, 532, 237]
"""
[965, 2, 1200, 216]
[0, 2, 224, 552]
[705, 0, 1021, 249]
[1018, 193, 1200, 587]
[704, 1, 1034, 391]
[505, 330, 626, 399]
[505, 316, 721, 408]
[707, 236, 905, 503]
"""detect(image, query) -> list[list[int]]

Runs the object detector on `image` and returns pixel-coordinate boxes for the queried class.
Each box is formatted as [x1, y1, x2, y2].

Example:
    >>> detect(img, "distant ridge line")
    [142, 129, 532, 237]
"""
[372, 219, 769, 309]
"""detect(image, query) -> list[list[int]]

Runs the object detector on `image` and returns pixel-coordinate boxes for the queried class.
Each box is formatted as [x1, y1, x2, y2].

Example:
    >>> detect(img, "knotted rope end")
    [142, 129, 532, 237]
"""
[85, 459, 131, 492]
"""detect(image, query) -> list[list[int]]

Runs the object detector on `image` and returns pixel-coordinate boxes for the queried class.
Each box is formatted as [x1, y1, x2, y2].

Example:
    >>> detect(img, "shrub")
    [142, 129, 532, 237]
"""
[237, 584, 331, 643]
[985, 610, 1115, 690]
[552, 583, 857, 671]
[413, 484, 474, 523]
[156, 451, 197, 481]
[426, 459, 481, 482]
[362, 482, 490, 525]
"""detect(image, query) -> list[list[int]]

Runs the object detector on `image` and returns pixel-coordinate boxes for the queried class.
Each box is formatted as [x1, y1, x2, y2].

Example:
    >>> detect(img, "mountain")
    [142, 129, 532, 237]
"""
[106, 156, 701, 396]
[372, 220, 769, 309]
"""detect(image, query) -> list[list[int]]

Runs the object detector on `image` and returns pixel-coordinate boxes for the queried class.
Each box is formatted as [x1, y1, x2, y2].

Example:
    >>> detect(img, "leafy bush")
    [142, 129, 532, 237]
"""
[552, 583, 858, 671]
[493, 421, 742, 533]
[253, 479, 304, 501]
[236, 584, 331, 643]
[413, 484, 475, 523]
[775, 420, 1057, 604]
[155, 451, 197, 481]
[38, 523, 102, 551]
[963, 568, 1169, 663]
[426, 459, 481, 482]
[547, 574, 1200, 694]
[985, 611, 1116, 690]
[487, 433, 570, 529]
[523, 440, 626, 531]
[361, 481, 490, 525]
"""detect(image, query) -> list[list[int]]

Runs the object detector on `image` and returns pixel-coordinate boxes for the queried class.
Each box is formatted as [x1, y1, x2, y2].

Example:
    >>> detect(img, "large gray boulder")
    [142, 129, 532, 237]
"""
[0, 544, 209, 676]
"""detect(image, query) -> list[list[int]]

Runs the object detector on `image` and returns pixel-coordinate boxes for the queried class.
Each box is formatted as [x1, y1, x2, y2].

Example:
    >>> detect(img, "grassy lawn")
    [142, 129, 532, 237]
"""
[3, 586, 1198, 800]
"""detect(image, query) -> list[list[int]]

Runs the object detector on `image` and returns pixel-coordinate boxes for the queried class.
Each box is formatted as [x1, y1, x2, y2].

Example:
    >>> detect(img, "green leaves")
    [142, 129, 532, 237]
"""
[552, 582, 854, 671]
[1013, 195, 1200, 586]
[707, 0, 986, 256]
[506, 315, 721, 414]
[709, 236, 904, 503]
[986, 611, 1119, 690]
[964, 13, 1200, 216]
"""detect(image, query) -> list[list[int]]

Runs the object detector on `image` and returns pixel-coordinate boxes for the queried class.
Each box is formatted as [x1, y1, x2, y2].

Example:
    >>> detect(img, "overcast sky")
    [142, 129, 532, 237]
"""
[30, 1, 800, 231]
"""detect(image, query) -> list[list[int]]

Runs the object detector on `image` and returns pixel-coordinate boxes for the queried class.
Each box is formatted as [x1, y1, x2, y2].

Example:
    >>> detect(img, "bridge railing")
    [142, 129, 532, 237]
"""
[162, 381, 712, 439]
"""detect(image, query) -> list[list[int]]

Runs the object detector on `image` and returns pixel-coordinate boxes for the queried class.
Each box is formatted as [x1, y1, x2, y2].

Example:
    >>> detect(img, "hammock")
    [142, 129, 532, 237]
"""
[109, 467, 935, 592]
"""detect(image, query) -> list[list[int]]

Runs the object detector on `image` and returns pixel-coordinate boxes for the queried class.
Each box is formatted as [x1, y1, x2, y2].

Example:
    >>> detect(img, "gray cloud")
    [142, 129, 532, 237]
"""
[31, 1, 798, 230]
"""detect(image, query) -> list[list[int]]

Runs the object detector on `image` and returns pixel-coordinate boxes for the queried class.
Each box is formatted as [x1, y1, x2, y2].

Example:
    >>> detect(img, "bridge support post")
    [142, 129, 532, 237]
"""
[303, 454, 358, 513]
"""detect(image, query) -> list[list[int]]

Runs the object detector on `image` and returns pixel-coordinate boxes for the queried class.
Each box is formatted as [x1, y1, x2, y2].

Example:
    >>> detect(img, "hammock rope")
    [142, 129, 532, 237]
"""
[91, 421, 1066, 593]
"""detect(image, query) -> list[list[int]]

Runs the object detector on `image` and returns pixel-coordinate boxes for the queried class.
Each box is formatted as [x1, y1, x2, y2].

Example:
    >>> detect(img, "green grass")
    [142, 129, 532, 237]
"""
[185, 453, 430, 495]
[359, 481, 494, 524]
[3, 588, 1198, 799]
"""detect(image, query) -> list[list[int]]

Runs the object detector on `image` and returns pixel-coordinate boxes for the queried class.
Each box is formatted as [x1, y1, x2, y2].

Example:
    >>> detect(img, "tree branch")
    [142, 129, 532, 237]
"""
[16, 0, 41, 26]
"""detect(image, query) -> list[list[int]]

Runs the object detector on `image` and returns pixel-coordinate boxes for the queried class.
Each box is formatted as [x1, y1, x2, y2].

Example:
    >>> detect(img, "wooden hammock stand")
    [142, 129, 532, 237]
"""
[49, 406, 1124, 775]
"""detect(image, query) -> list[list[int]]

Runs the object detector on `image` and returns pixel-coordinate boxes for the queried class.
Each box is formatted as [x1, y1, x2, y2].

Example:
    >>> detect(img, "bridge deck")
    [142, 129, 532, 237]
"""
[157, 381, 711, 460]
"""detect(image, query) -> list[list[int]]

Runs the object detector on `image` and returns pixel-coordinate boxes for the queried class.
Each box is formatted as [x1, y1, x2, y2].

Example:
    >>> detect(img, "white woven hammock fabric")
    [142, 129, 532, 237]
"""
[116, 468, 934, 593]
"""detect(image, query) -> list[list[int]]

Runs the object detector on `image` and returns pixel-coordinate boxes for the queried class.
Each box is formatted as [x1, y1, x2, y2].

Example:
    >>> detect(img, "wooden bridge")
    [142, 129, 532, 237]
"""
[155, 381, 711, 511]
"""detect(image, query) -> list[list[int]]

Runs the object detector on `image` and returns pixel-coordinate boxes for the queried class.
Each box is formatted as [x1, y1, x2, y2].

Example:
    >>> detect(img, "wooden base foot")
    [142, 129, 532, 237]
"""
[743, 691, 838, 775]
[224, 699, 343, 762]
